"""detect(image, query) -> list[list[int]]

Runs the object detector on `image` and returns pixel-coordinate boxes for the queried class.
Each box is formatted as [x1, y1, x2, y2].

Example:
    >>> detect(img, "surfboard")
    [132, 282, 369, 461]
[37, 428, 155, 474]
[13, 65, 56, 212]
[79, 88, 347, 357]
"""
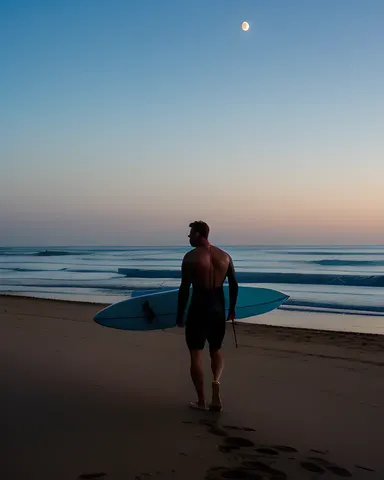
[94, 286, 289, 331]
[131, 287, 178, 298]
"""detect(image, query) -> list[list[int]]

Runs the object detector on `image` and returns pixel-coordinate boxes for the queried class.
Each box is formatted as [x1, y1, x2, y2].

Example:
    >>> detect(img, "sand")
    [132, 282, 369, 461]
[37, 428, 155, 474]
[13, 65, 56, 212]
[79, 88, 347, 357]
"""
[1, 295, 383, 479]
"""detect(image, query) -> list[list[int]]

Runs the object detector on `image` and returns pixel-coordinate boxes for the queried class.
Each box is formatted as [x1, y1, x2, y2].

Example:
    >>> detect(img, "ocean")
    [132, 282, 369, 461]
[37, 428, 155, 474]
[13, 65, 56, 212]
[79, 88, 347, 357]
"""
[1, 245, 384, 333]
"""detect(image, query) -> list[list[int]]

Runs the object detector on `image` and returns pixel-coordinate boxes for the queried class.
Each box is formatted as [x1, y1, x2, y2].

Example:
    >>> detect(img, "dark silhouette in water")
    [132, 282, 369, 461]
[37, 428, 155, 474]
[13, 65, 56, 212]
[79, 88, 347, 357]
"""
[35, 250, 72, 257]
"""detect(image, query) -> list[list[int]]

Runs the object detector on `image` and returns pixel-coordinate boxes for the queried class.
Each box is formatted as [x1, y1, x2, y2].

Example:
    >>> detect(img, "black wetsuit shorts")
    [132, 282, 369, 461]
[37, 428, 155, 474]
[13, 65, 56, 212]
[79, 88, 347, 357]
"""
[185, 287, 226, 350]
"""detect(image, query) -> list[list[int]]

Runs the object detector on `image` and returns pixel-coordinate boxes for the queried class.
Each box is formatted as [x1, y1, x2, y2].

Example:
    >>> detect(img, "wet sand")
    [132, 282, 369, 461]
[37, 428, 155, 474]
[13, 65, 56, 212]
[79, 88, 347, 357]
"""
[1, 295, 383, 479]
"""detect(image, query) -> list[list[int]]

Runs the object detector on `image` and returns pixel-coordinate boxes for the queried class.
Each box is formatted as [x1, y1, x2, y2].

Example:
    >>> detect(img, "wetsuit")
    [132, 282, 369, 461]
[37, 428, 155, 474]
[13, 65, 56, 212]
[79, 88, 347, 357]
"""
[185, 285, 226, 350]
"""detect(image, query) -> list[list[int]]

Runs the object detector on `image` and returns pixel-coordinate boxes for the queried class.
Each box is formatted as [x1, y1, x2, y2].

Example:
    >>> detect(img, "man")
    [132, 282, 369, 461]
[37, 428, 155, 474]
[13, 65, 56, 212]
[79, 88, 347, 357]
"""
[176, 221, 238, 412]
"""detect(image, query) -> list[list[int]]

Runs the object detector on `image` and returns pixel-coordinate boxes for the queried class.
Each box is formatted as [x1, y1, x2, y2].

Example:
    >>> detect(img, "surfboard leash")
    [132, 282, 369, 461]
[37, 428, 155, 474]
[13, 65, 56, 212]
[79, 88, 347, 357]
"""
[232, 319, 238, 348]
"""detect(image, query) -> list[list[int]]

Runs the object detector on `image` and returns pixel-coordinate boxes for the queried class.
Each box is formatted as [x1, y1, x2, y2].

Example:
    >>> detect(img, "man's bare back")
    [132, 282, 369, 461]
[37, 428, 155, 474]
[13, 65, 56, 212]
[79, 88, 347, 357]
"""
[183, 245, 233, 290]
[176, 222, 238, 329]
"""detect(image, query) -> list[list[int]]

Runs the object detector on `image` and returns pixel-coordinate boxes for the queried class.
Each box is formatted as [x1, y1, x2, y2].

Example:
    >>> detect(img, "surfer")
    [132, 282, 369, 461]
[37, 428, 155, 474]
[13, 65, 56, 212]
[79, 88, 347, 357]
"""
[176, 221, 238, 412]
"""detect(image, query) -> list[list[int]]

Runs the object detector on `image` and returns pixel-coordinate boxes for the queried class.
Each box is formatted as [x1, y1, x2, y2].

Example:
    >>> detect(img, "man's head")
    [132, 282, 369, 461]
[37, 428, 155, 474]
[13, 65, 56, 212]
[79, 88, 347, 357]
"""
[188, 221, 210, 247]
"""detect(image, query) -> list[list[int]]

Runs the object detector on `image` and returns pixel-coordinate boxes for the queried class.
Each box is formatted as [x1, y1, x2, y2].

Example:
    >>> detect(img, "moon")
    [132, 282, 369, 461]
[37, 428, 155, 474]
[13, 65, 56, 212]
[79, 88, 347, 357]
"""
[241, 21, 250, 32]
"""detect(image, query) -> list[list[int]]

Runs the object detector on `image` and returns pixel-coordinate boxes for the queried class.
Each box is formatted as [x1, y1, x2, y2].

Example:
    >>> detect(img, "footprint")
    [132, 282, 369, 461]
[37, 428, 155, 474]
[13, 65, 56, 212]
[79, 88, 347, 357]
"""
[241, 461, 272, 472]
[300, 462, 325, 474]
[209, 426, 228, 437]
[326, 465, 352, 477]
[221, 469, 251, 479]
[272, 445, 298, 453]
[218, 445, 240, 453]
[223, 425, 256, 432]
[310, 448, 328, 454]
[356, 464, 375, 472]
[200, 419, 216, 427]
[225, 437, 255, 448]
[242, 462, 287, 479]
[308, 456, 332, 466]
[255, 447, 279, 456]
[223, 425, 241, 431]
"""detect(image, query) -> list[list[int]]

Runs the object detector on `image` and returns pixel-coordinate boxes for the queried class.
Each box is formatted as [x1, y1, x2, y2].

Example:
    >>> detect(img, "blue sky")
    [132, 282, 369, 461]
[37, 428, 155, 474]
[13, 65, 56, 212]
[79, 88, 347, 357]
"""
[1, 0, 384, 245]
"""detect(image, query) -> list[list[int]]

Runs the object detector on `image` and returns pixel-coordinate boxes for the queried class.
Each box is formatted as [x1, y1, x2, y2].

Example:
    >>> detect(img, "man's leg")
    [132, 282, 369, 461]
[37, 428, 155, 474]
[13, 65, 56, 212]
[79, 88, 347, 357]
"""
[185, 319, 207, 409]
[210, 348, 224, 383]
[189, 349, 206, 408]
[209, 348, 223, 411]
[208, 317, 226, 411]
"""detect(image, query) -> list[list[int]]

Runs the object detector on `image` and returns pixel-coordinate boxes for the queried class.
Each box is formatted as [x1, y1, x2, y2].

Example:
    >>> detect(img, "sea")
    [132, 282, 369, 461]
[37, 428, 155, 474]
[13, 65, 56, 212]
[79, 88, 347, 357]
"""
[1, 245, 384, 334]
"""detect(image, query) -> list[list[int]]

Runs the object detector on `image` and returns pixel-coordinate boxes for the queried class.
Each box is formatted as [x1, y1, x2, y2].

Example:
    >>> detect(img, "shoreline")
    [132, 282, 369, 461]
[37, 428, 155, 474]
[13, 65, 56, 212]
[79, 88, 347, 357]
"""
[2, 292, 384, 336]
[2, 295, 384, 357]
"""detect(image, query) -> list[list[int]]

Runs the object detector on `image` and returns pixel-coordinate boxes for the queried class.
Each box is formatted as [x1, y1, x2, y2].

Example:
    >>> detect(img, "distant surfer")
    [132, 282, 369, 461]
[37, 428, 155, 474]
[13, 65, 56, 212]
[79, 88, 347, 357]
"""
[176, 221, 238, 411]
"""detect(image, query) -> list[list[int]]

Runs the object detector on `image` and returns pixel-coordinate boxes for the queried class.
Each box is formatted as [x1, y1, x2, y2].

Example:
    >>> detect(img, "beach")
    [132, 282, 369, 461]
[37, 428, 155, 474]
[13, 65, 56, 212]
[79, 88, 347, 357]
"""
[1, 295, 383, 479]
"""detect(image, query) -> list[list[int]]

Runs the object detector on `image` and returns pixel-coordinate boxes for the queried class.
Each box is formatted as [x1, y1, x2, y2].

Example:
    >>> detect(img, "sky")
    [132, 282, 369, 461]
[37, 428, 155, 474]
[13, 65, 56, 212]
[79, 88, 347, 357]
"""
[1, 0, 384, 246]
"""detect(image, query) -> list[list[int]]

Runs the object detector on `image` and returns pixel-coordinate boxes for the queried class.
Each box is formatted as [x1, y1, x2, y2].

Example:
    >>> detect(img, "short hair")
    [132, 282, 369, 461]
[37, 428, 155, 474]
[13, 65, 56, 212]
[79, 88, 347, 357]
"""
[189, 221, 210, 239]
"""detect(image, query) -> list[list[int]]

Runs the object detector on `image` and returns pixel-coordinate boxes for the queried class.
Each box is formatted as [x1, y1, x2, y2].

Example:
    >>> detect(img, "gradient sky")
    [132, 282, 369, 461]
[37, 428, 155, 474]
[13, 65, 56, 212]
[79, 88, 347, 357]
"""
[1, 0, 384, 246]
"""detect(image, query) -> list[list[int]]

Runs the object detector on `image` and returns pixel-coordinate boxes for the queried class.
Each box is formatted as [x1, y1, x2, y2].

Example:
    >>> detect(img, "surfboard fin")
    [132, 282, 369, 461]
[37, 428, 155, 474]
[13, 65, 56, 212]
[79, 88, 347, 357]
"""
[142, 301, 156, 323]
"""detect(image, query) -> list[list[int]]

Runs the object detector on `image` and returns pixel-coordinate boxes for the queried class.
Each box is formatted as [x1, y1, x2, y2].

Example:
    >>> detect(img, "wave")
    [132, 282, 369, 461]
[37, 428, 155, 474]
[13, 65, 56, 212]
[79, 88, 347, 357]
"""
[0, 252, 36, 256]
[279, 306, 384, 317]
[0, 281, 169, 291]
[117, 268, 384, 287]
[118, 268, 181, 279]
[34, 250, 94, 257]
[0, 267, 48, 272]
[0, 267, 118, 274]
[3, 266, 384, 288]
[308, 260, 384, 266]
[60, 268, 118, 274]
[285, 298, 384, 313]
[281, 251, 384, 256]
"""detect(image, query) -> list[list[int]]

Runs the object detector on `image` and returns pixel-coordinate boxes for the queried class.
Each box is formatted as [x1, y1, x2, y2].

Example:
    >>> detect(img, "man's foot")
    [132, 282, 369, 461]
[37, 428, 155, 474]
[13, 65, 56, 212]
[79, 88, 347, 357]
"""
[209, 381, 222, 412]
[189, 401, 207, 411]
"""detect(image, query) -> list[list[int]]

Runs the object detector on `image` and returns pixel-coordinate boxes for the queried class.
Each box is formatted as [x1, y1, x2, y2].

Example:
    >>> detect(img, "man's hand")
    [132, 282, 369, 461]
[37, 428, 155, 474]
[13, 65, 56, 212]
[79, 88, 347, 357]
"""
[177, 254, 192, 329]
[226, 256, 238, 321]
[227, 310, 235, 322]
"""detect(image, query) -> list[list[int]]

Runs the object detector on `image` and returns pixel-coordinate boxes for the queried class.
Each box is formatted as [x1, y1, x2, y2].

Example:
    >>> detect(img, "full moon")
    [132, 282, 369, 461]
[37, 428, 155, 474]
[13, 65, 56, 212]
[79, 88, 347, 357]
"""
[241, 21, 250, 32]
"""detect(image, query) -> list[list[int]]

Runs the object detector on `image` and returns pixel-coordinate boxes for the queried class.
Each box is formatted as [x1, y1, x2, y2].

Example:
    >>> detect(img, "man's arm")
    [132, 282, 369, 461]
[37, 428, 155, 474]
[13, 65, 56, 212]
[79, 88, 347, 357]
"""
[176, 255, 192, 326]
[227, 256, 238, 317]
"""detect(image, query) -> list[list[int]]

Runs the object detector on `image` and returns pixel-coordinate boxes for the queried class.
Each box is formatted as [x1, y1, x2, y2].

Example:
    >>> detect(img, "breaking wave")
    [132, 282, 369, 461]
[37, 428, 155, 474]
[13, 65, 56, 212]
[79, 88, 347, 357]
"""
[307, 260, 384, 267]
[117, 268, 384, 288]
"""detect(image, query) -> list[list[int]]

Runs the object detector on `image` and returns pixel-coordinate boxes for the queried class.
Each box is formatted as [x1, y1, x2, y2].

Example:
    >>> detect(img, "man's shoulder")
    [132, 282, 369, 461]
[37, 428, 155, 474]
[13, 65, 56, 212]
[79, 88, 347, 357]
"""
[183, 250, 195, 262]
[212, 245, 231, 259]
